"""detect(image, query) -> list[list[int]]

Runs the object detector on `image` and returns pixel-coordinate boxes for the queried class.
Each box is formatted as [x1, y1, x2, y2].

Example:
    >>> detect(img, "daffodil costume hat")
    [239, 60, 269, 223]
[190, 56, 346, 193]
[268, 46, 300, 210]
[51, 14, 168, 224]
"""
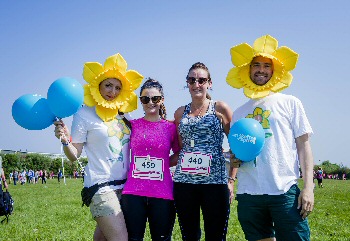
[226, 35, 299, 99]
[83, 53, 143, 122]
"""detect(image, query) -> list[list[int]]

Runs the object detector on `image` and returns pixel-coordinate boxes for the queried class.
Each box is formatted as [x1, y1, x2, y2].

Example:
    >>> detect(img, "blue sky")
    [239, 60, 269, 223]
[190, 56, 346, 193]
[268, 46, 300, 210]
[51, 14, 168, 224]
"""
[1, 1, 349, 167]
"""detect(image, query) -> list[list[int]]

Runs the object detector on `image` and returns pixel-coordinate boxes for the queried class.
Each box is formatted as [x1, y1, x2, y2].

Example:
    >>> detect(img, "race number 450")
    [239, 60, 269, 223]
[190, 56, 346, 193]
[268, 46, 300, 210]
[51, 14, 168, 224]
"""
[132, 156, 164, 181]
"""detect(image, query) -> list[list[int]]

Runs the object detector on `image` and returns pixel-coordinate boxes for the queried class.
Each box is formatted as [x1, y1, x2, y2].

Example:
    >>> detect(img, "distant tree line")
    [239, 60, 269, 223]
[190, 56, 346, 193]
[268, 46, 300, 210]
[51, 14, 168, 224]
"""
[1, 153, 88, 176]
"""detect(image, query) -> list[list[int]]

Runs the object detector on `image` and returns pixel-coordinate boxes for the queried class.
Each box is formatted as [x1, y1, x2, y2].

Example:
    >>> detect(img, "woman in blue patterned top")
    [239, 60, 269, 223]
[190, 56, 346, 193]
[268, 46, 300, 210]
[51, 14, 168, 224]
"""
[173, 62, 235, 241]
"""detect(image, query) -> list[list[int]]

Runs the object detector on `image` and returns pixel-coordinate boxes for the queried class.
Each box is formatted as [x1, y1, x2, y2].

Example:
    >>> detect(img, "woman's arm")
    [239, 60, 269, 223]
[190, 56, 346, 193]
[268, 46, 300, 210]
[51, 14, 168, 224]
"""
[214, 101, 233, 136]
[54, 119, 83, 162]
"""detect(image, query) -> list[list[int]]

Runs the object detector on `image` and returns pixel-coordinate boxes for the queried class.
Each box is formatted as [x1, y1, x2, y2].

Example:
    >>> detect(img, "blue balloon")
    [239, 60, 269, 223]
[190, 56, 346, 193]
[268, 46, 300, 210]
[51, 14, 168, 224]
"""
[228, 118, 265, 162]
[47, 77, 84, 118]
[12, 94, 56, 130]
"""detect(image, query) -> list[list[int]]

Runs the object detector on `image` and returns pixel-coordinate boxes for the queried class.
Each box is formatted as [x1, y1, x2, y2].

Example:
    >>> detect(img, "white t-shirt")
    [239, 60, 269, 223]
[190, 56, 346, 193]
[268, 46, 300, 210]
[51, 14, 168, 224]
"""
[71, 106, 131, 194]
[232, 93, 313, 195]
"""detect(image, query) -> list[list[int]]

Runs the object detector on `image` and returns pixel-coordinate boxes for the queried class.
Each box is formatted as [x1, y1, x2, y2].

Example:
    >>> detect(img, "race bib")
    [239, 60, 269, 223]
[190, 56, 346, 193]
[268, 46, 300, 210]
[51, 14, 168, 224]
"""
[132, 156, 164, 181]
[180, 152, 212, 176]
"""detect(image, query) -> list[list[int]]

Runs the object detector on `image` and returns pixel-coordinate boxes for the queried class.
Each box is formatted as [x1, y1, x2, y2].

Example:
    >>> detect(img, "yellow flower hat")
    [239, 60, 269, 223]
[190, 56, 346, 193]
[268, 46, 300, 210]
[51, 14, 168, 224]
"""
[83, 53, 143, 122]
[226, 35, 299, 99]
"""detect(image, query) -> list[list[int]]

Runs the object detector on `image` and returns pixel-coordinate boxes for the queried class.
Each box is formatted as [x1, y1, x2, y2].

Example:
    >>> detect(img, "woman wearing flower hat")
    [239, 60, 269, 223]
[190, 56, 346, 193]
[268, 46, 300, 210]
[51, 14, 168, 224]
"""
[54, 53, 143, 241]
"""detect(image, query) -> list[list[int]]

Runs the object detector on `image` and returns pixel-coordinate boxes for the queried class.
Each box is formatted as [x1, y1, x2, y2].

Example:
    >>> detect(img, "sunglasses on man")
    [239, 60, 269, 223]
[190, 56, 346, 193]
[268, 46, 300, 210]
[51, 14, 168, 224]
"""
[139, 96, 162, 104]
[186, 77, 209, 85]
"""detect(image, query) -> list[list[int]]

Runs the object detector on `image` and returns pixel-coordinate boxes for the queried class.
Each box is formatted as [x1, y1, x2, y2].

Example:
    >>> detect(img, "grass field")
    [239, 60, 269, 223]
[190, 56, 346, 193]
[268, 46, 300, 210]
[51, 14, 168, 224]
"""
[1, 178, 349, 241]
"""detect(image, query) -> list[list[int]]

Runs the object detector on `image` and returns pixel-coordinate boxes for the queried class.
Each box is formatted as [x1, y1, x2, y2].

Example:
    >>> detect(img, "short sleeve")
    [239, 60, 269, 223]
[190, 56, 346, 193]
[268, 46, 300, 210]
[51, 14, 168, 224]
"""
[71, 113, 87, 144]
[291, 97, 313, 138]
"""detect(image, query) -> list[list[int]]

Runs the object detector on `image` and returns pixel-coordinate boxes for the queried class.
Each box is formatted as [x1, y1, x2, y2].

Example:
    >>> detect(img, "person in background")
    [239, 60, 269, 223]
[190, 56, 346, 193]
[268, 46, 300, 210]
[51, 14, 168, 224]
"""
[9, 171, 13, 185]
[34, 170, 39, 184]
[1, 156, 9, 190]
[173, 62, 234, 240]
[13, 170, 18, 185]
[226, 35, 314, 241]
[54, 53, 143, 241]
[1, 156, 9, 210]
[58, 169, 63, 183]
[316, 167, 323, 188]
[41, 170, 47, 184]
[121, 78, 180, 240]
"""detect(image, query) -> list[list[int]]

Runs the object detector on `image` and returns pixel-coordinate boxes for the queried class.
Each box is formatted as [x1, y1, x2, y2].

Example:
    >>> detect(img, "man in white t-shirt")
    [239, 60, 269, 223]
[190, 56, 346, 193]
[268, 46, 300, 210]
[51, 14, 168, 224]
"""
[226, 35, 314, 241]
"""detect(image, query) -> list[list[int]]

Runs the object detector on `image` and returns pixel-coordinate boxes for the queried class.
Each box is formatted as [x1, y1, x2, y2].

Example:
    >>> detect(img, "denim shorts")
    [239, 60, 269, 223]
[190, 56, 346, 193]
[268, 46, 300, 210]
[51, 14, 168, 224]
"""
[236, 184, 310, 241]
[90, 189, 122, 219]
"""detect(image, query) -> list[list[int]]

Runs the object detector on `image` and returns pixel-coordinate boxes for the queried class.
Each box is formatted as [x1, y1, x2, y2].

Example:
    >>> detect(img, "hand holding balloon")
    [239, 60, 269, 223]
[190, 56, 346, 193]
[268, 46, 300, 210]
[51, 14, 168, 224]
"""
[228, 118, 265, 162]
[54, 119, 71, 144]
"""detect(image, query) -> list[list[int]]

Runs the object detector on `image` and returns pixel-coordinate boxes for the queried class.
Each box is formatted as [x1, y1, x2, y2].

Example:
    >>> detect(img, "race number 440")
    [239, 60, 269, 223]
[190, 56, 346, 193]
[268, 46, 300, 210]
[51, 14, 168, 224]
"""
[181, 152, 212, 176]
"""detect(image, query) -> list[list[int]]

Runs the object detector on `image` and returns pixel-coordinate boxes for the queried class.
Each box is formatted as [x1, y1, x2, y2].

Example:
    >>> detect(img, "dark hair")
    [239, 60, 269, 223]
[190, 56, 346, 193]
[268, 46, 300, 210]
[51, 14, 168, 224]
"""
[140, 78, 167, 119]
[187, 62, 212, 100]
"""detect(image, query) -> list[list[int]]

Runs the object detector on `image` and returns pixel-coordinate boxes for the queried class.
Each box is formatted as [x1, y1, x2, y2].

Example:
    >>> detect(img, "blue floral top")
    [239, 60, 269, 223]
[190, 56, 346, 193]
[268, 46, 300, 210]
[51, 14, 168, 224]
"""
[173, 100, 228, 184]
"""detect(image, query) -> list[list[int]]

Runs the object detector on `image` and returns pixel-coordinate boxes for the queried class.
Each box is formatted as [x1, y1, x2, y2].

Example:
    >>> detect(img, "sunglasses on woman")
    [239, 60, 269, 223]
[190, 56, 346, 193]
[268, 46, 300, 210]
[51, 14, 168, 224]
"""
[186, 77, 209, 85]
[139, 96, 162, 104]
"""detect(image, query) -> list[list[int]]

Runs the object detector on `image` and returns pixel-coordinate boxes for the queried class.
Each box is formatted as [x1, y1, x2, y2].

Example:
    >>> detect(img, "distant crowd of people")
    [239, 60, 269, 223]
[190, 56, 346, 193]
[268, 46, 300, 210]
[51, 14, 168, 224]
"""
[5, 168, 84, 185]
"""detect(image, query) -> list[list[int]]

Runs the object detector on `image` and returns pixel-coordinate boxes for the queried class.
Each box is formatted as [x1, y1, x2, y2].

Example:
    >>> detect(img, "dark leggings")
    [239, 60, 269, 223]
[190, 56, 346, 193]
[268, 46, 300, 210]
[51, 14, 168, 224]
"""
[174, 182, 230, 241]
[121, 194, 175, 241]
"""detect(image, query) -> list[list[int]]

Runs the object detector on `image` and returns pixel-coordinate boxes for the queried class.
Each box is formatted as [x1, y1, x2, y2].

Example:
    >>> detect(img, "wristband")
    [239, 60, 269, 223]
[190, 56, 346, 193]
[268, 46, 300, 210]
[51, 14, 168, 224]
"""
[62, 136, 72, 146]
[228, 177, 236, 182]
[62, 141, 70, 146]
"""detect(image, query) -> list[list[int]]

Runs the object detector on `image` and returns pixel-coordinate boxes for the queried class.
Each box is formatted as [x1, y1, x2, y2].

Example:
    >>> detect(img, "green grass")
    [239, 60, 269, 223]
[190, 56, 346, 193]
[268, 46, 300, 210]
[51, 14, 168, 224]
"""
[1, 179, 349, 240]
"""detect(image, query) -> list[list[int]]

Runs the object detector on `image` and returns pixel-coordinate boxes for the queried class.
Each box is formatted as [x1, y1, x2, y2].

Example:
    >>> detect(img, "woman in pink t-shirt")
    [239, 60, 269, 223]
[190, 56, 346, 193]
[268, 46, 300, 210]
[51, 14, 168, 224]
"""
[121, 78, 180, 240]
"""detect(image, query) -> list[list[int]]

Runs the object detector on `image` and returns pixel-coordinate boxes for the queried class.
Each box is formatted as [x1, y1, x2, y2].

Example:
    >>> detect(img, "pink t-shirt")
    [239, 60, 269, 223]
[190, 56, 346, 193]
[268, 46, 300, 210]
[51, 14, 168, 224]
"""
[122, 118, 180, 200]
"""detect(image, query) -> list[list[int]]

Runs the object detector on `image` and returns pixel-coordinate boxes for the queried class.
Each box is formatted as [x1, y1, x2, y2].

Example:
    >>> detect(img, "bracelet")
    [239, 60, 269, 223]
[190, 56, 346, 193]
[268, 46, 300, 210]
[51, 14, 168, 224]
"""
[62, 141, 70, 146]
[228, 177, 236, 182]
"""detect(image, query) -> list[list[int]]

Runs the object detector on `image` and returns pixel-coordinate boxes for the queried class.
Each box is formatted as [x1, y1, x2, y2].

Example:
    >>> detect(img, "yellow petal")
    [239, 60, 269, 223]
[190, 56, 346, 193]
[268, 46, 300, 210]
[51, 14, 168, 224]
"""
[274, 47, 299, 71]
[244, 88, 270, 99]
[253, 35, 278, 55]
[119, 92, 138, 113]
[83, 63, 104, 83]
[125, 70, 144, 90]
[96, 105, 119, 122]
[262, 110, 271, 118]
[105, 53, 127, 74]
[226, 67, 244, 88]
[261, 118, 270, 129]
[83, 85, 96, 106]
[246, 114, 254, 118]
[230, 43, 254, 67]
[271, 72, 293, 92]
[253, 107, 263, 116]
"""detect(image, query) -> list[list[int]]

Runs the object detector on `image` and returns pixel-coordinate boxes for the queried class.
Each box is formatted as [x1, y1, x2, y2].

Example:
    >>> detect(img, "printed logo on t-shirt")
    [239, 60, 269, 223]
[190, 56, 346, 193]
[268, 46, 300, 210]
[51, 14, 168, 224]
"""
[246, 107, 272, 138]
[105, 118, 130, 163]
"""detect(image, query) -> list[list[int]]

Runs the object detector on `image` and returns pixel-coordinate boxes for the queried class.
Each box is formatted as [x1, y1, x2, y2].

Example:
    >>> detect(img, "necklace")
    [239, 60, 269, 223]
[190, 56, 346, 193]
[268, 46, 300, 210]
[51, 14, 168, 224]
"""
[190, 101, 207, 117]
